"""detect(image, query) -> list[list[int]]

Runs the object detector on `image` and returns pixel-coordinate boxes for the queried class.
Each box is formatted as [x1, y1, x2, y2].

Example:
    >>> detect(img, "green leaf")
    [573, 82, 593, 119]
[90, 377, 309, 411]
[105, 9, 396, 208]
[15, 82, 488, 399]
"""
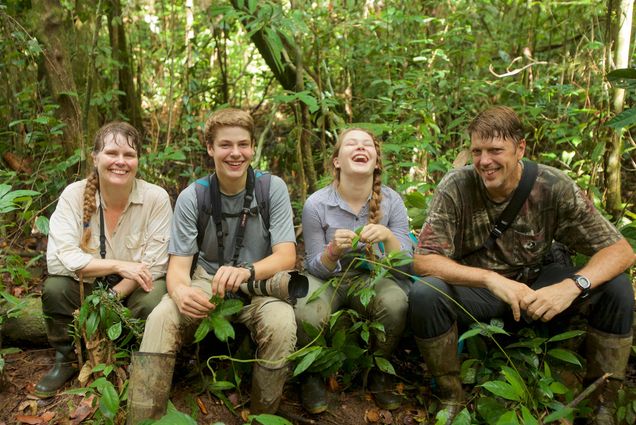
[543, 406, 575, 423]
[458, 327, 482, 342]
[547, 348, 582, 366]
[495, 410, 519, 425]
[480, 380, 522, 401]
[520, 406, 538, 425]
[451, 408, 471, 425]
[98, 381, 120, 418]
[210, 315, 235, 342]
[207, 380, 235, 392]
[86, 311, 99, 338]
[249, 414, 293, 425]
[501, 366, 526, 401]
[107, 322, 122, 340]
[35, 215, 49, 235]
[607, 108, 636, 130]
[193, 318, 211, 343]
[215, 298, 243, 317]
[293, 347, 322, 376]
[374, 356, 395, 375]
[546, 330, 585, 343]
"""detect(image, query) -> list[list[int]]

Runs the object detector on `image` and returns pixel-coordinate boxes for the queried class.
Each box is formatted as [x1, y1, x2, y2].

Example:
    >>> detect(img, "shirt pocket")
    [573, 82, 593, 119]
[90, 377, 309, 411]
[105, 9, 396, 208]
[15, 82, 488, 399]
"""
[509, 228, 547, 265]
[125, 232, 143, 262]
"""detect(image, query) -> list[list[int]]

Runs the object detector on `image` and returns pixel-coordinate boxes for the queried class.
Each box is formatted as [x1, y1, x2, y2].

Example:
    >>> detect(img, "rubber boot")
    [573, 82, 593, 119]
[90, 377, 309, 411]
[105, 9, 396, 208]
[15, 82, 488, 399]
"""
[300, 373, 328, 414]
[250, 362, 288, 414]
[34, 318, 78, 398]
[584, 327, 632, 425]
[368, 369, 402, 410]
[126, 352, 175, 424]
[415, 323, 463, 424]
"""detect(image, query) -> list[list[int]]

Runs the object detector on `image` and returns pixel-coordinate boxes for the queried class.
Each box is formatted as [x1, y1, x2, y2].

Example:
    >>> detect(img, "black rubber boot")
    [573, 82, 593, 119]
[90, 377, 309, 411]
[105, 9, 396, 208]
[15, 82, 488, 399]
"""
[34, 318, 78, 398]
[300, 373, 328, 414]
[368, 369, 402, 410]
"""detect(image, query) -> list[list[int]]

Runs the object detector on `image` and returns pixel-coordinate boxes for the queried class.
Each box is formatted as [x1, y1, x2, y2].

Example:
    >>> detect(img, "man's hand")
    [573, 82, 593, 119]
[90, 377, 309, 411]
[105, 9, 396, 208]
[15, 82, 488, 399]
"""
[212, 265, 251, 298]
[484, 273, 535, 322]
[171, 284, 215, 319]
[520, 280, 580, 322]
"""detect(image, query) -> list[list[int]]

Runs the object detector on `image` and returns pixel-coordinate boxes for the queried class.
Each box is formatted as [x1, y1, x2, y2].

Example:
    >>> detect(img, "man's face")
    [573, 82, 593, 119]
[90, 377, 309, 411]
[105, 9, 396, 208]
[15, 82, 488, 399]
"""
[470, 135, 525, 201]
[207, 126, 254, 184]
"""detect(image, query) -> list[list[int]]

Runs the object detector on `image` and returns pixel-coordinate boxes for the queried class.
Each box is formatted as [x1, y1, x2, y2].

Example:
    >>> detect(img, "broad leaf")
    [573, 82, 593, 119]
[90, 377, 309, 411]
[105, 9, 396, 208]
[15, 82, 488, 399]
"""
[547, 348, 582, 366]
[293, 347, 322, 376]
[481, 380, 522, 401]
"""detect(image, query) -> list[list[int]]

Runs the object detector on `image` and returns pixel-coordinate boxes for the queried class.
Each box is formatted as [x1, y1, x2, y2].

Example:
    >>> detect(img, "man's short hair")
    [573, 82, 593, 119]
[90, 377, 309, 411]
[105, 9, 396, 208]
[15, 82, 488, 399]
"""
[468, 106, 524, 145]
[204, 108, 255, 146]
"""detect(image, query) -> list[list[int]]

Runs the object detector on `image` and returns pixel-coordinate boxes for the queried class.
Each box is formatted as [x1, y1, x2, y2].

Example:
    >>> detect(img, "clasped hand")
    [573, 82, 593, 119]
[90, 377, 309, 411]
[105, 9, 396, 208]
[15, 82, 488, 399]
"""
[117, 261, 153, 292]
[330, 224, 392, 256]
[486, 275, 579, 322]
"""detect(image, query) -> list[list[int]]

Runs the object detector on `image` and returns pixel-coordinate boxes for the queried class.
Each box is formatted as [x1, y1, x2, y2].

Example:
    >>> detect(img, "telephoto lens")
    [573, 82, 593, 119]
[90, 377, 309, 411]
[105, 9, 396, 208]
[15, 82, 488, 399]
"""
[240, 270, 309, 303]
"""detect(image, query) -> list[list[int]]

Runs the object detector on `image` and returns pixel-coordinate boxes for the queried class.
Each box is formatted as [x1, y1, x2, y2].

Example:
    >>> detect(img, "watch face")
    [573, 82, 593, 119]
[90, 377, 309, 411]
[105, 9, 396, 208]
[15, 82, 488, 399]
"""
[575, 275, 591, 290]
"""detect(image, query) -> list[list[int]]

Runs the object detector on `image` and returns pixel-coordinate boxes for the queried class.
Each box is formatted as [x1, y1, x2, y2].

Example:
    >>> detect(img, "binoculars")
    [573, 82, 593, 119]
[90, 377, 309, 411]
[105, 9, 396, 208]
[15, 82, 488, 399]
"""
[239, 270, 309, 303]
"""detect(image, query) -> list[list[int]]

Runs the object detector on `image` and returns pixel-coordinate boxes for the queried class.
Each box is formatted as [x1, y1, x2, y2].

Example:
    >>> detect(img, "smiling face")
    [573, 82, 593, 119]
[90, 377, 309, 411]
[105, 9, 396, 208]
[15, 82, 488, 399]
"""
[333, 129, 379, 179]
[93, 133, 139, 189]
[207, 126, 254, 190]
[470, 135, 525, 201]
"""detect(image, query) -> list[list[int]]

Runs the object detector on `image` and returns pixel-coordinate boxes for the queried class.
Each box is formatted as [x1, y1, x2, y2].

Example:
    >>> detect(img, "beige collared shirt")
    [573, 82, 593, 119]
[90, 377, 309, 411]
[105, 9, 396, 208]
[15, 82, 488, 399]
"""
[46, 178, 172, 281]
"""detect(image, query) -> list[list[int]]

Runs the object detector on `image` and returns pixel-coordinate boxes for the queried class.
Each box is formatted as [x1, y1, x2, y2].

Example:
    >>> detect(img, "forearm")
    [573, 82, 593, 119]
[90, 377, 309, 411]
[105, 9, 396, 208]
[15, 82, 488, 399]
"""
[78, 258, 127, 278]
[253, 244, 296, 280]
[413, 253, 494, 288]
[576, 239, 635, 288]
[166, 256, 194, 296]
[111, 278, 137, 298]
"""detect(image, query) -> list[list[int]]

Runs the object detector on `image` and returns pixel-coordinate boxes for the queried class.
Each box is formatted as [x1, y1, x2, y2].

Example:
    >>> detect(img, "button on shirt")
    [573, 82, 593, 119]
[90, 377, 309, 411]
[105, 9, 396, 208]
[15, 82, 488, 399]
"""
[302, 184, 413, 280]
[46, 178, 172, 281]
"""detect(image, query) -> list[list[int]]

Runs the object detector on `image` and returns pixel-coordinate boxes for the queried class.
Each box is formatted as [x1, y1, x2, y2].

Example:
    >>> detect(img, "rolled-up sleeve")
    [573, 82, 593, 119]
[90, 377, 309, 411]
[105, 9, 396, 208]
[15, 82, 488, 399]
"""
[142, 190, 172, 280]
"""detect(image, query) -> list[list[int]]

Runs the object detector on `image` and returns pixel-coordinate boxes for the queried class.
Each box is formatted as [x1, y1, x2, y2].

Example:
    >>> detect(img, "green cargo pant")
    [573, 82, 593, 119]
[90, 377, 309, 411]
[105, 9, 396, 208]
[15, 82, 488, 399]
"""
[294, 272, 409, 357]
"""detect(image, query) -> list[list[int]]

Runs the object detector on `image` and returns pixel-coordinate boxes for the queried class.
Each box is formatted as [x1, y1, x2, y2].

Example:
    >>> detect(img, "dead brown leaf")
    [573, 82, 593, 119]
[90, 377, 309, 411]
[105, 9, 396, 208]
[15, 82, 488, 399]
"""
[379, 409, 393, 424]
[40, 412, 55, 423]
[70, 395, 96, 425]
[365, 408, 380, 423]
[12, 287, 24, 297]
[17, 400, 38, 415]
[327, 374, 340, 392]
[15, 415, 43, 425]
[240, 408, 250, 422]
[196, 397, 208, 415]
[395, 382, 405, 395]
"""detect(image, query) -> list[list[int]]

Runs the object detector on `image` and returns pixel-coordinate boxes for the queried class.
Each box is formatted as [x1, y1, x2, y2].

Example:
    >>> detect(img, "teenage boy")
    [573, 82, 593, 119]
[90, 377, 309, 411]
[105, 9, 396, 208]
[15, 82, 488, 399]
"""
[130, 108, 297, 420]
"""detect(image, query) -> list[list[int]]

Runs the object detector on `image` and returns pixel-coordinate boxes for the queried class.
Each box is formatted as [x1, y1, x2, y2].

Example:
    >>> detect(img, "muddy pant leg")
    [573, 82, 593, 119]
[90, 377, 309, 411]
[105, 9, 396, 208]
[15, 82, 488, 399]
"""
[294, 273, 344, 346]
[126, 278, 168, 320]
[140, 267, 211, 354]
[239, 296, 297, 413]
[349, 277, 409, 356]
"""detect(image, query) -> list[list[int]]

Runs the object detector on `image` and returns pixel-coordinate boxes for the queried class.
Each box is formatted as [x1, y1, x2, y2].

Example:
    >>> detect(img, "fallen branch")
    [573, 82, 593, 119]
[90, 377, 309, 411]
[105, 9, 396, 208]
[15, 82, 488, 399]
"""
[488, 61, 548, 78]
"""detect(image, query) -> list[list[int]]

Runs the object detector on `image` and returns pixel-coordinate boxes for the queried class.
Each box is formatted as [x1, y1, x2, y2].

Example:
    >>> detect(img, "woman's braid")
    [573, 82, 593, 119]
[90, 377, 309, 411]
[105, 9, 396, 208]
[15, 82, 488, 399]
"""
[79, 171, 99, 252]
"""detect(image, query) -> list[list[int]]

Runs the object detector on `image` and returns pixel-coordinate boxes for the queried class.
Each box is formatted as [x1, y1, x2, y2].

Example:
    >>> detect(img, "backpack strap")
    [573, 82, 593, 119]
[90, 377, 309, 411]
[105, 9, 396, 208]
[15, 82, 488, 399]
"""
[192, 167, 271, 275]
[460, 159, 538, 260]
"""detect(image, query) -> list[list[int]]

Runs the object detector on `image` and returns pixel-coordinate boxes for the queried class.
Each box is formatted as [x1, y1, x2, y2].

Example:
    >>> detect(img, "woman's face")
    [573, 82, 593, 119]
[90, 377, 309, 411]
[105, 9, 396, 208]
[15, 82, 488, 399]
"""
[333, 130, 378, 178]
[93, 133, 138, 188]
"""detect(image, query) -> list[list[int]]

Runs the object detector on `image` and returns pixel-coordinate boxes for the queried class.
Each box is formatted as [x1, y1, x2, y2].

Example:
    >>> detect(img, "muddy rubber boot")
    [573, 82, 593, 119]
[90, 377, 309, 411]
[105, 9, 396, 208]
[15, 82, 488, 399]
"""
[368, 369, 402, 410]
[250, 362, 288, 414]
[415, 323, 463, 424]
[126, 352, 175, 424]
[300, 373, 328, 414]
[584, 328, 632, 425]
[34, 318, 78, 398]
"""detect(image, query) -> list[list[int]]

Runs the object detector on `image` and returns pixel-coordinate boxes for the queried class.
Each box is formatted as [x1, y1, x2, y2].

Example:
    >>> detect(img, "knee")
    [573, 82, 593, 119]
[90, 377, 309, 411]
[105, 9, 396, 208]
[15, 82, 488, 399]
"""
[294, 297, 331, 330]
[372, 283, 408, 321]
[257, 303, 297, 348]
[408, 278, 450, 320]
[599, 273, 634, 311]
[41, 276, 77, 315]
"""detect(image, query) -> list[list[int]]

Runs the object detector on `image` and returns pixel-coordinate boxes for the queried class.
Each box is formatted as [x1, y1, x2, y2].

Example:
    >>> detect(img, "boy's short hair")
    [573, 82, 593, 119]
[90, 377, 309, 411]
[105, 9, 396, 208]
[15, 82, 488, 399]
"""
[468, 106, 524, 145]
[204, 108, 255, 146]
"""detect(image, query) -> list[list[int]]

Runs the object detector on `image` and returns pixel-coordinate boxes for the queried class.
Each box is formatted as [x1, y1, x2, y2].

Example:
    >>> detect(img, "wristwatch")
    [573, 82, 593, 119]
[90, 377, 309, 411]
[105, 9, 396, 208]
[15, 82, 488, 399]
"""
[239, 263, 255, 284]
[570, 274, 591, 299]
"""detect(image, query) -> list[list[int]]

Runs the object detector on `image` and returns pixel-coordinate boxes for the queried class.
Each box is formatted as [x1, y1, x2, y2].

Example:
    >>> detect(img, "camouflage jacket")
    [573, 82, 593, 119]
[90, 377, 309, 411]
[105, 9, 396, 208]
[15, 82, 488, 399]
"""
[415, 163, 622, 279]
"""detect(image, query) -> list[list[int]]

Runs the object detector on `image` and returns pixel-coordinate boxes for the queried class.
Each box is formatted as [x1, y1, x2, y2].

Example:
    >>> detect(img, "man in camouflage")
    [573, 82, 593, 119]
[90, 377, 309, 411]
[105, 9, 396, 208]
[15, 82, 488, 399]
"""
[409, 106, 635, 424]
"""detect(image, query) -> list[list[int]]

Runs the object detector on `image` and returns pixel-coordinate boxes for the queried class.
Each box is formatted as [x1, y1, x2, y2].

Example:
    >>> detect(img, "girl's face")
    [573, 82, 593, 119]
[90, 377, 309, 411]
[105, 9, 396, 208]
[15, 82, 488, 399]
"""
[93, 133, 138, 188]
[333, 130, 378, 177]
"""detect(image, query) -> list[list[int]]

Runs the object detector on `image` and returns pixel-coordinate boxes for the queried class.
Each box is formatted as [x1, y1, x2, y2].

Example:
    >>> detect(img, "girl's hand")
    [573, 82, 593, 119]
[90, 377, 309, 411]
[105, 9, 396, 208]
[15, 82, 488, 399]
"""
[360, 224, 391, 244]
[330, 228, 357, 256]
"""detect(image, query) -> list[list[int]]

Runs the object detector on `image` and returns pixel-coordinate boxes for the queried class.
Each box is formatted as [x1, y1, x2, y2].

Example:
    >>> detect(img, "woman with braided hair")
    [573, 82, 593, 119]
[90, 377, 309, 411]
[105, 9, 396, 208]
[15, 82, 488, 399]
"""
[295, 128, 412, 414]
[35, 121, 172, 398]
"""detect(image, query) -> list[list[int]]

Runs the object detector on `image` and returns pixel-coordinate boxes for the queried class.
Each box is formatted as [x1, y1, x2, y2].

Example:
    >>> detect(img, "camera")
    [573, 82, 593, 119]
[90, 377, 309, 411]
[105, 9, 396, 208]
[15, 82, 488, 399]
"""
[102, 273, 123, 286]
[240, 271, 308, 303]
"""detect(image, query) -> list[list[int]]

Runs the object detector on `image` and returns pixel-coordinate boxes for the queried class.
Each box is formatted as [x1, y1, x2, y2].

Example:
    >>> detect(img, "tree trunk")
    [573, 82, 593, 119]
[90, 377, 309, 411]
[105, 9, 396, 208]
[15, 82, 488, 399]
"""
[107, 0, 142, 131]
[607, 0, 633, 216]
[35, 0, 83, 155]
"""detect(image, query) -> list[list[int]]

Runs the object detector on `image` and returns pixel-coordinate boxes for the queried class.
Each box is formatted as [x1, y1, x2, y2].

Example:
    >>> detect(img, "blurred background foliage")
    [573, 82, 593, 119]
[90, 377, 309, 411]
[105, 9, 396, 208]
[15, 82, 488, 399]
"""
[0, 0, 635, 247]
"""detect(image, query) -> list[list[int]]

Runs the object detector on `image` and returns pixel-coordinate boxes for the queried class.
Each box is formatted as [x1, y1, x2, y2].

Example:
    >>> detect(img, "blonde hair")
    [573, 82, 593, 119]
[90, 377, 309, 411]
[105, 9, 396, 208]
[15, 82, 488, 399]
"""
[80, 122, 141, 252]
[332, 128, 384, 259]
[204, 108, 255, 146]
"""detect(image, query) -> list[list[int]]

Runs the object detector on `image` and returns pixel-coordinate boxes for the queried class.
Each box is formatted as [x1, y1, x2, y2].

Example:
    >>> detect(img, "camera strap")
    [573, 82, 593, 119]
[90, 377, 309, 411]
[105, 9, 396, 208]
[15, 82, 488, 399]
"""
[98, 201, 107, 260]
[460, 159, 538, 260]
[208, 166, 257, 266]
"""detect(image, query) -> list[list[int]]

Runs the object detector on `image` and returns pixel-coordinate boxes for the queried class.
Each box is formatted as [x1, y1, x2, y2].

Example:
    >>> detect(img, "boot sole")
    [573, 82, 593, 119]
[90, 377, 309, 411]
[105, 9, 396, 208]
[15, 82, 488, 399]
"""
[304, 403, 328, 414]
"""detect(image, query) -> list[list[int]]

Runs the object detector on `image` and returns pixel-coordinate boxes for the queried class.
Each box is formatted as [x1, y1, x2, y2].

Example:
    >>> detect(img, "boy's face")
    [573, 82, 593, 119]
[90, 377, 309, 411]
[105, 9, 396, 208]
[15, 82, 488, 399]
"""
[207, 126, 254, 185]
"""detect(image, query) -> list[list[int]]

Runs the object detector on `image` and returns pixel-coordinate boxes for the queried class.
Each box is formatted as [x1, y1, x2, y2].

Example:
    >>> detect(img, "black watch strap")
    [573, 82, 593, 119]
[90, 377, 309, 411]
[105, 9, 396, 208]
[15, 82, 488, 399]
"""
[570, 274, 591, 299]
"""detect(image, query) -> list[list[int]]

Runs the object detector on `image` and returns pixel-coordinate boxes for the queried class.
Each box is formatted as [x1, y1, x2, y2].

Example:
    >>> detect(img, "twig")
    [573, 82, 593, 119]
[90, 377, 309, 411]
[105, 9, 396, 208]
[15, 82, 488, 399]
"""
[565, 373, 611, 409]
[276, 406, 318, 425]
[488, 61, 548, 78]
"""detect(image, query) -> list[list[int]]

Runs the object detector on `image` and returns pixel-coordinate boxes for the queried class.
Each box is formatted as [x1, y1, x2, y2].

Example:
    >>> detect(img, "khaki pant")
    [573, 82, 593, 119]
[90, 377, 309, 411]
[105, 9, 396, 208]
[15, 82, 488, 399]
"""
[140, 266, 296, 412]
[294, 272, 409, 357]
